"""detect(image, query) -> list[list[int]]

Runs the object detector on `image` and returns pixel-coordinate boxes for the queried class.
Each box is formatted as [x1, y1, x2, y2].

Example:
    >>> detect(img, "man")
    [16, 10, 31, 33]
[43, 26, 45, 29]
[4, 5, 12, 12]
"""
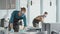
[33, 12, 48, 27]
[9, 7, 27, 32]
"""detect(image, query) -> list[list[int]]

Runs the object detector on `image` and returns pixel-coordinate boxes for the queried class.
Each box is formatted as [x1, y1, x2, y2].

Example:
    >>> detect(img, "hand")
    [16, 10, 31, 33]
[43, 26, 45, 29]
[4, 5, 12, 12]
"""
[23, 27, 27, 30]
[19, 25, 24, 30]
[10, 28, 14, 33]
[10, 23, 13, 29]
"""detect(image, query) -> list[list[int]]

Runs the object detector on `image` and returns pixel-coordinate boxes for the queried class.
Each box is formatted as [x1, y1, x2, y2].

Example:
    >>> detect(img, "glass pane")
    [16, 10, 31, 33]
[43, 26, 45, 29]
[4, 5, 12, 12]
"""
[0, 0, 6, 9]
[0, 0, 16, 9]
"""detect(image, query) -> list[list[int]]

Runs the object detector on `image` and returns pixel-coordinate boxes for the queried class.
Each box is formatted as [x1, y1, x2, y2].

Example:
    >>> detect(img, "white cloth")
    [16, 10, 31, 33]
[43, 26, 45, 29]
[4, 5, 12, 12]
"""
[4, 21, 9, 27]
[39, 22, 42, 28]
[4, 14, 9, 27]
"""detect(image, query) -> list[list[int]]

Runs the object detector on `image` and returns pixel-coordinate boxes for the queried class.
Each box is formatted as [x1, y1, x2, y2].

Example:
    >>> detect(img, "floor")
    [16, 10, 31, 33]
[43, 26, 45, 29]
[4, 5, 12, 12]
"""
[9, 32, 45, 34]
[9, 30, 47, 34]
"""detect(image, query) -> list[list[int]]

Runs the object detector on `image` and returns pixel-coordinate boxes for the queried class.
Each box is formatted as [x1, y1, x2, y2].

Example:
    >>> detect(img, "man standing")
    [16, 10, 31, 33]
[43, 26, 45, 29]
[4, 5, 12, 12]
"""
[9, 7, 27, 32]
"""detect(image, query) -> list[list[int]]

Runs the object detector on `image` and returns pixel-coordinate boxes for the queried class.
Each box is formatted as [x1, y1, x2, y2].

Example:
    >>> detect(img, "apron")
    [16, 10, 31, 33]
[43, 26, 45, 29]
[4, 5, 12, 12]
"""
[13, 17, 22, 32]
[33, 19, 40, 27]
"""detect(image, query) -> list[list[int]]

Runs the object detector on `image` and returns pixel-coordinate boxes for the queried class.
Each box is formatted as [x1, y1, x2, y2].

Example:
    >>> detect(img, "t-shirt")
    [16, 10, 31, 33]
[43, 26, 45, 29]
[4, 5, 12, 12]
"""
[9, 10, 27, 27]
[33, 15, 46, 23]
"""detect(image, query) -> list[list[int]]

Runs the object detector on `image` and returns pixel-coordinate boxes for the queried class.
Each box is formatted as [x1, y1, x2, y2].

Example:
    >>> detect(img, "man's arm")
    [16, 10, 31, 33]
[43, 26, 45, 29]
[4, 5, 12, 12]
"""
[40, 17, 45, 23]
[35, 16, 44, 23]
[9, 11, 15, 29]
[23, 15, 27, 27]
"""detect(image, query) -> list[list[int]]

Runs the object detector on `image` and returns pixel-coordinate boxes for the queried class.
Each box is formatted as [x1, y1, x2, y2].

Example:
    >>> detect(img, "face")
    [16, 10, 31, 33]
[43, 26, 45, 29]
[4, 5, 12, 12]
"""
[44, 14, 48, 17]
[21, 10, 26, 14]
[18, 11, 22, 16]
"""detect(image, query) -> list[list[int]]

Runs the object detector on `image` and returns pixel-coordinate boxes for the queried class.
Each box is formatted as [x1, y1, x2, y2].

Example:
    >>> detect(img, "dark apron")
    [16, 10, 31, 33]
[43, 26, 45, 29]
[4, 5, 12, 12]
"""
[13, 18, 22, 32]
[33, 19, 40, 27]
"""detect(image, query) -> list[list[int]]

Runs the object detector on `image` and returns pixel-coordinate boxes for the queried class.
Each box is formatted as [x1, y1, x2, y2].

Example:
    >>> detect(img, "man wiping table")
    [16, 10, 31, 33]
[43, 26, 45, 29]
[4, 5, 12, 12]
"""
[9, 7, 27, 32]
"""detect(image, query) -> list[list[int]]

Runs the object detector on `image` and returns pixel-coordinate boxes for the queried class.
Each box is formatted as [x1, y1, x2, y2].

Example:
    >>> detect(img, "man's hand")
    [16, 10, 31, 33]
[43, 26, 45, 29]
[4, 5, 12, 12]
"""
[23, 26, 27, 30]
[10, 23, 13, 29]
[19, 25, 24, 30]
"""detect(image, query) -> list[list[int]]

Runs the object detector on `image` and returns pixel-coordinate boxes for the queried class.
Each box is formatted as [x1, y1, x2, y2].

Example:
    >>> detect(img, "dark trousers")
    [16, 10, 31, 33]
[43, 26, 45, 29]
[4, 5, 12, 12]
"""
[33, 22, 39, 27]
[13, 22, 23, 32]
[33, 19, 43, 27]
[9, 22, 22, 32]
[9, 18, 22, 32]
[33, 19, 39, 27]
[13, 22, 19, 32]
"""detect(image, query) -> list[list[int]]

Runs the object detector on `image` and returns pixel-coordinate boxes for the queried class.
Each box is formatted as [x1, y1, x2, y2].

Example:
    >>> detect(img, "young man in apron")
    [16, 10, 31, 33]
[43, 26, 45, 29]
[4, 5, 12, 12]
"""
[33, 12, 48, 27]
[9, 7, 27, 32]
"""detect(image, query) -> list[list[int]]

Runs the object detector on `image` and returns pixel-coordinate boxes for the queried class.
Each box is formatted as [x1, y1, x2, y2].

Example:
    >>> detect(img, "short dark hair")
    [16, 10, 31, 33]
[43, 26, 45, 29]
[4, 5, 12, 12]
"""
[44, 12, 48, 14]
[21, 7, 26, 11]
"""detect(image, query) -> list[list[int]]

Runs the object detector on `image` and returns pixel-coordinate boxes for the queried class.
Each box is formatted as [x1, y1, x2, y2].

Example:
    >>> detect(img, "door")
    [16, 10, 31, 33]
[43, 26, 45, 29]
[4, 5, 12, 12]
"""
[29, 0, 41, 26]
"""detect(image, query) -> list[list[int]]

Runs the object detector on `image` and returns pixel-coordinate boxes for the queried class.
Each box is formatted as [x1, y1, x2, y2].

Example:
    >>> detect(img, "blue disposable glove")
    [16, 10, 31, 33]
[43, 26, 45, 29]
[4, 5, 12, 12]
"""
[19, 30, 26, 33]
[10, 29, 14, 33]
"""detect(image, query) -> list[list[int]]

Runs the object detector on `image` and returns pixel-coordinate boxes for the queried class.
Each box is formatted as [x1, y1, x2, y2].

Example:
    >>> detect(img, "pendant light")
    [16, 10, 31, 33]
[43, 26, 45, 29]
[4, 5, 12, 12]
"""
[31, 0, 32, 5]
[50, 0, 52, 6]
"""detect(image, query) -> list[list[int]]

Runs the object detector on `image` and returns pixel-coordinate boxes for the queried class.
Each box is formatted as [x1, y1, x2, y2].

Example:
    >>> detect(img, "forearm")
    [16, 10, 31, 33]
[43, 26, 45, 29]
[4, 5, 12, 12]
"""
[41, 18, 44, 23]
[23, 16, 27, 27]
[10, 23, 13, 29]
[24, 23, 27, 27]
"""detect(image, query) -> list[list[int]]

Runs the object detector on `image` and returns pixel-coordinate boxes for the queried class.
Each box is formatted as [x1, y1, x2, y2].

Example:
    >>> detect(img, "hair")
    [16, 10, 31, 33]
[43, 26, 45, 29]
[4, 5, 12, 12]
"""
[44, 12, 48, 14]
[21, 7, 26, 12]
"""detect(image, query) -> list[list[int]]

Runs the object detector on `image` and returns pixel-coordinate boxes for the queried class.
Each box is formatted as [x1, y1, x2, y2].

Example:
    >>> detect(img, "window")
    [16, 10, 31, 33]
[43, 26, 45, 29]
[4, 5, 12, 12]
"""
[0, 0, 16, 9]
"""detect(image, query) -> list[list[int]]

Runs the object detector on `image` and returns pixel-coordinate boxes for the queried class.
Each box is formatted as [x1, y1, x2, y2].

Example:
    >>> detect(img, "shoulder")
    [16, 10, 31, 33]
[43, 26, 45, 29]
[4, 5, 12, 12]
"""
[40, 15, 43, 16]
[12, 10, 19, 14]
[22, 14, 26, 17]
[40, 15, 45, 17]
[13, 10, 19, 13]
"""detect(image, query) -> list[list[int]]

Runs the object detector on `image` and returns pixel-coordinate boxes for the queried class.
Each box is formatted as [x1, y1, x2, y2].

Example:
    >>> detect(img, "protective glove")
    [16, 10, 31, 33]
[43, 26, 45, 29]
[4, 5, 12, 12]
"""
[10, 28, 14, 33]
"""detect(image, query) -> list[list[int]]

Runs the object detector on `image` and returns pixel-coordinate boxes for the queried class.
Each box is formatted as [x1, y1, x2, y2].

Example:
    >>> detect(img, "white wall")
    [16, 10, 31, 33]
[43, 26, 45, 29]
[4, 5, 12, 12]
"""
[7, 9, 15, 19]
[0, 10, 7, 19]
[0, 9, 15, 19]
[58, 0, 60, 23]
[43, 0, 56, 23]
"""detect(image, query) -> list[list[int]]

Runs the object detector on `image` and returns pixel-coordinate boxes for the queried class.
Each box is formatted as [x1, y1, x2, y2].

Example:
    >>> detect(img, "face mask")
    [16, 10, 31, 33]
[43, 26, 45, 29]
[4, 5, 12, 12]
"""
[22, 11, 25, 14]
[43, 15, 46, 17]
[44, 15, 47, 17]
